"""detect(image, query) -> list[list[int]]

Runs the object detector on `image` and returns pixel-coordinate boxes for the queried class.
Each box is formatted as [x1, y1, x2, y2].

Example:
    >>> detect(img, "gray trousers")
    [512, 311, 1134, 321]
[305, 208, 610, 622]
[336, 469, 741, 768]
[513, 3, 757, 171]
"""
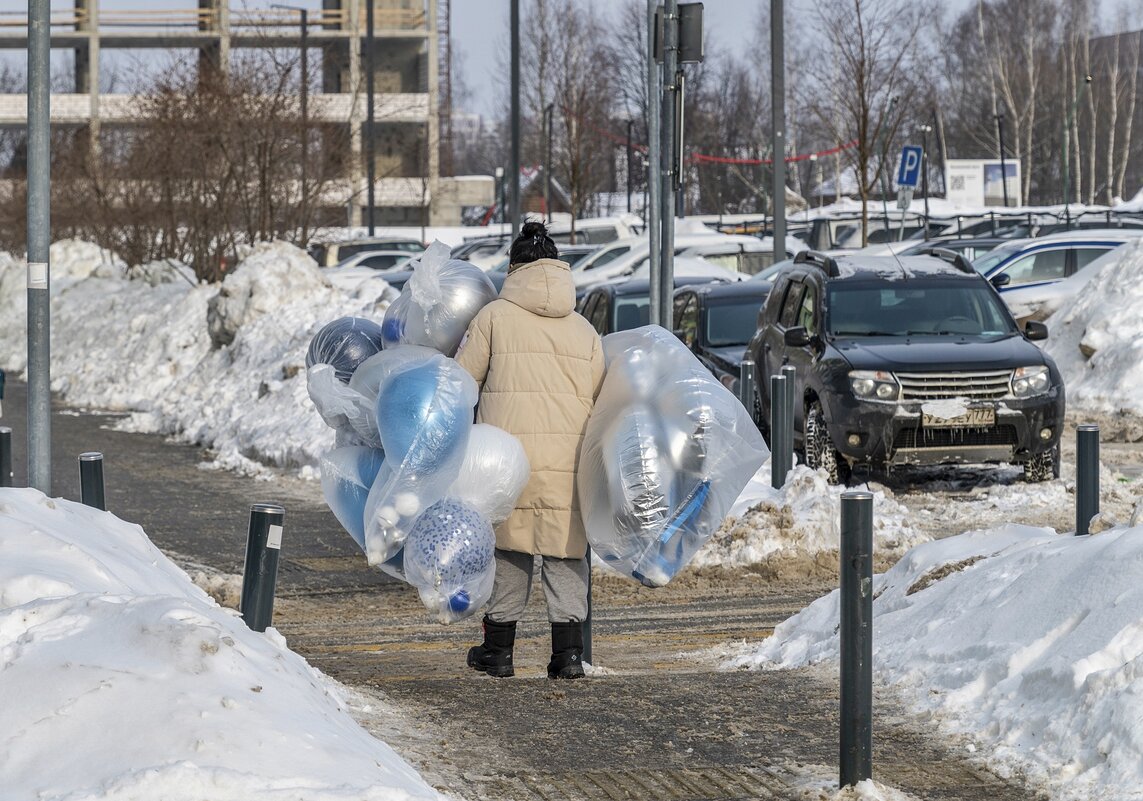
[485, 548, 589, 624]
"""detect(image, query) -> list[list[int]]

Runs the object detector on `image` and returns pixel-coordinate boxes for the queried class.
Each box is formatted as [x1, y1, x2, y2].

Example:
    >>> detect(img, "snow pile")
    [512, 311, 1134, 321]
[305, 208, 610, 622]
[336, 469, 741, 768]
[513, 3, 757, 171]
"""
[1045, 238, 1143, 415]
[691, 464, 926, 573]
[726, 523, 1143, 801]
[0, 488, 446, 801]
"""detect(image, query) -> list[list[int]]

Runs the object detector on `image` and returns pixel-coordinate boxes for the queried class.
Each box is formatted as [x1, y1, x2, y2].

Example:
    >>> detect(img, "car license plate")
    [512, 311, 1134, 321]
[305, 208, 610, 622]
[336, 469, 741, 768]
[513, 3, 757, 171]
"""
[922, 407, 996, 429]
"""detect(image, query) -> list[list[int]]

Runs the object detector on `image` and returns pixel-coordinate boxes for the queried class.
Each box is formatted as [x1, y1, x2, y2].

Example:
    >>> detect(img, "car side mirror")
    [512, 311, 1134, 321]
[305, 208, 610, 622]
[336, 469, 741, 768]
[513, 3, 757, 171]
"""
[784, 326, 812, 347]
[990, 273, 1011, 288]
[1024, 321, 1049, 341]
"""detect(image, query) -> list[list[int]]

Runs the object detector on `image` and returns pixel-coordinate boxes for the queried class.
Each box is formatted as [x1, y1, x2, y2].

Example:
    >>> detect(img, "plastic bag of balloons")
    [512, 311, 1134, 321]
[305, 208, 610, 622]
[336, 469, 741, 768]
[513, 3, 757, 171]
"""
[318, 445, 406, 578]
[402, 497, 496, 623]
[381, 240, 498, 357]
[363, 354, 480, 567]
[578, 326, 768, 588]
[305, 317, 388, 447]
[447, 423, 530, 525]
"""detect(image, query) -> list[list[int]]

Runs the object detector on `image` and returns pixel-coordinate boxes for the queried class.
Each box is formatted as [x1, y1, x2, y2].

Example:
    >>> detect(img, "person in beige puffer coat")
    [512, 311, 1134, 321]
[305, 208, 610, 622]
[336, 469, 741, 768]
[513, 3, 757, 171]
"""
[455, 221, 605, 680]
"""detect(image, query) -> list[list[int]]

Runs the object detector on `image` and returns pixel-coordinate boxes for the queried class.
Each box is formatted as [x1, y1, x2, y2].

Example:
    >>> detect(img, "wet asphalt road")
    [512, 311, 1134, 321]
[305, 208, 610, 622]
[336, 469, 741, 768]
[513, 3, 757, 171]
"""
[0, 381, 1049, 800]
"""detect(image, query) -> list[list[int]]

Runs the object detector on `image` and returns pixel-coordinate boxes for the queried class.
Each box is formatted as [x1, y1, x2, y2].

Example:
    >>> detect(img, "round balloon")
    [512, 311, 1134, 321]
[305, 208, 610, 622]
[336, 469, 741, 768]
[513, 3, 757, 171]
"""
[306, 317, 387, 384]
[403, 498, 495, 623]
[375, 359, 471, 466]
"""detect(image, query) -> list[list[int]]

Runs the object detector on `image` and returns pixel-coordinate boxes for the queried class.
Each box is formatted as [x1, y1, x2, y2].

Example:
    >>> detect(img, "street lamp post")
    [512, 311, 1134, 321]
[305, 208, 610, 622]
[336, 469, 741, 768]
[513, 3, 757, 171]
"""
[272, 4, 309, 242]
[995, 114, 1009, 208]
[1063, 74, 1093, 224]
[919, 124, 932, 238]
[626, 118, 633, 214]
[544, 103, 554, 224]
[366, 0, 376, 234]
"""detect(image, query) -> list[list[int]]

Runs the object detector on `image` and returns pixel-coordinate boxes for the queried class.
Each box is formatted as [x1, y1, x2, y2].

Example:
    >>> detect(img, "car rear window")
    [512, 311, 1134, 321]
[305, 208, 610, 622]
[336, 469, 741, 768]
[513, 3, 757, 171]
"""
[706, 299, 765, 347]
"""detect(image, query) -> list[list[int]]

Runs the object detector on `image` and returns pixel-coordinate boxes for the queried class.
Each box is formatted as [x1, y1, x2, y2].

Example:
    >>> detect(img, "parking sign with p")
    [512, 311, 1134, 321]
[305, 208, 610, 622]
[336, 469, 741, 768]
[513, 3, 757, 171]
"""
[896, 145, 923, 189]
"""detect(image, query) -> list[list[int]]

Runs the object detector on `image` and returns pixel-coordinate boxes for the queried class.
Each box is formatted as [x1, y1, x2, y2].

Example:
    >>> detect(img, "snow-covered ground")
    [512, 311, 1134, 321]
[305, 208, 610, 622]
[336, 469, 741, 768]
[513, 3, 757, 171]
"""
[2, 237, 1143, 799]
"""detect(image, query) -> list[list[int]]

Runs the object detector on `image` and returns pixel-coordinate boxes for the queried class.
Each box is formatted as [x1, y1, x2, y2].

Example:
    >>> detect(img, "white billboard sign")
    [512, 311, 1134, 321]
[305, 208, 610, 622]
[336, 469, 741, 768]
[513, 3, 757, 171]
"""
[945, 159, 1021, 207]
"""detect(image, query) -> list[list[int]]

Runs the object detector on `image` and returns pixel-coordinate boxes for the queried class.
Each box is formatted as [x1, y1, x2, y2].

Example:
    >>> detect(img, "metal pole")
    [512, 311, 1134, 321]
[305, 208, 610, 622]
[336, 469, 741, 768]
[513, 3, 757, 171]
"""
[240, 503, 286, 632]
[646, 0, 662, 329]
[79, 452, 106, 511]
[1076, 424, 1100, 536]
[920, 125, 931, 239]
[366, 0, 376, 235]
[545, 104, 553, 224]
[839, 490, 874, 788]
[509, 0, 521, 239]
[659, 0, 679, 329]
[0, 426, 12, 487]
[28, 0, 51, 494]
[739, 358, 755, 411]
[770, 0, 786, 260]
[770, 374, 790, 489]
[300, 9, 309, 243]
[781, 363, 796, 476]
[996, 114, 1009, 208]
[626, 118, 634, 214]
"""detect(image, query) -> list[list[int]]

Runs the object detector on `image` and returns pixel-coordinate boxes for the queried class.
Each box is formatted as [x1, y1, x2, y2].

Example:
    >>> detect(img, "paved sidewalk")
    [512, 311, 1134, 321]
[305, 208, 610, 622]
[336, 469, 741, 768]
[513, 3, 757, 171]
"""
[0, 382, 1046, 800]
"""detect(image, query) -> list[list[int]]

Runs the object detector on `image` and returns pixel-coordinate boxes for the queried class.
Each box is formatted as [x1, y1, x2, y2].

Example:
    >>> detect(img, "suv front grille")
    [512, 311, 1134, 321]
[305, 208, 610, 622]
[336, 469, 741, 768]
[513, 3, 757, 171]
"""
[896, 425, 1019, 449]
[894, 370, 1012, 400]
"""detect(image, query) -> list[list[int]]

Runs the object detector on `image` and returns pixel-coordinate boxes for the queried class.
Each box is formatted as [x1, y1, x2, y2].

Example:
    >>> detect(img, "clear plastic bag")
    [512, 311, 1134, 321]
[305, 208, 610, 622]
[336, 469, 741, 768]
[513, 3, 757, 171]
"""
[578, 326, 769, 587]
[363, 354, 479, 566]
[402, 497, 496, 624]
[448, 423, 531, 525]
[381, 241, 498, 356]
[306, 316, 387, 383]
[319, 446, 386, 550]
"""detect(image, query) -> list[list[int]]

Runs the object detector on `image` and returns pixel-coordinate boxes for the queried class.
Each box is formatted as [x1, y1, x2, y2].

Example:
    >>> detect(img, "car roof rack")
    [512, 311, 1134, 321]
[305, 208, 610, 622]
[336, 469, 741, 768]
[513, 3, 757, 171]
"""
[793, 249, 840, 277]
[912, 247, 976, 275]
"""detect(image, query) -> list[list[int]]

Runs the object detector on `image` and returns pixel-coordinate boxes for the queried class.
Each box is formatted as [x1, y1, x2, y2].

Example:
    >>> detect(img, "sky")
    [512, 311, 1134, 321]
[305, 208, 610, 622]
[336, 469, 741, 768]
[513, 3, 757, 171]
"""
[3, 225, 1143, 797]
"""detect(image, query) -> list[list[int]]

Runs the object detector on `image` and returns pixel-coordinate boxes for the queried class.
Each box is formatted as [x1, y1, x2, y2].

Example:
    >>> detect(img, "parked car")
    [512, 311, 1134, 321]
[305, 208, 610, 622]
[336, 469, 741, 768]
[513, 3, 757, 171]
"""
[576, 272, 729, 337]
[573, 232, 767, 288]
[896, 236, 1008, 262]
[973, 230, 1143, 298]
[671, 280, 773, 394]
[308, 236, 425, 267]
[451, 235, 513, 270]
[746, 249, 1065, 483]
[486, 243, 601, 274]
[332, 250, 416, 272]
[1002, 243, 1138, 324]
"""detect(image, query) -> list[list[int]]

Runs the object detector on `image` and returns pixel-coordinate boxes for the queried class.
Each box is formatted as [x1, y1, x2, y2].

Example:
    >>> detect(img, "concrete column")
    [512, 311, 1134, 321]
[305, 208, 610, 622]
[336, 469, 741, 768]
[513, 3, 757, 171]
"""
[198, 0, 229, 76]
[347, 0, 363, 226]
[76, 0, 101, 157]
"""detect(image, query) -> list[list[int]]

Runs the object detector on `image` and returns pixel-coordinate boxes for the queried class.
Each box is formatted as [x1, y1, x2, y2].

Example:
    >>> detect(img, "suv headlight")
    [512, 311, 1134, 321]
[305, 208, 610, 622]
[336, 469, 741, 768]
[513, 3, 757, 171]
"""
[1011, 365, 1051, 398]
[849, 370, 899, 401]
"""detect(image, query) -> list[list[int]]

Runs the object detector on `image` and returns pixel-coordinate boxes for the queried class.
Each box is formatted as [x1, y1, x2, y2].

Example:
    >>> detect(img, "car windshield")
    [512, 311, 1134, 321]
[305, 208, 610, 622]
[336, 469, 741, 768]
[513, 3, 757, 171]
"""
[826, 282, 1018, 337]
[706, 299, 764, 347]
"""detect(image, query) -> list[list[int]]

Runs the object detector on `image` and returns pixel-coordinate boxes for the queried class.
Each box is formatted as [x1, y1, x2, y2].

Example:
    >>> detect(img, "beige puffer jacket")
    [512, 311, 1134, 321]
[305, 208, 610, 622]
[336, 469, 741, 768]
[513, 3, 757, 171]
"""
[455, 258, 605, 558]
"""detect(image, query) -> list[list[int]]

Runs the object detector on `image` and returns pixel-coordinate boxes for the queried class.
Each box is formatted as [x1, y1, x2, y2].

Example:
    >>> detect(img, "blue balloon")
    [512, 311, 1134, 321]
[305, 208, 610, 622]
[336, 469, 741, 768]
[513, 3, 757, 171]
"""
[375, 361, 470, 467]
[307, 317, 386, 384]
[448, 589, 472, 614]
[320, 446, 386, 550]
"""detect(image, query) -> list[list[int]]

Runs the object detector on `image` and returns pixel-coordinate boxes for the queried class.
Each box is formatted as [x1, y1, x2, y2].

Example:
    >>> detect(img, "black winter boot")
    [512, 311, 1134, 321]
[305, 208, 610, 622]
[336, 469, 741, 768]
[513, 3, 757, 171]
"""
[467, 616, 516, 677]
[547, 621, 585, 679]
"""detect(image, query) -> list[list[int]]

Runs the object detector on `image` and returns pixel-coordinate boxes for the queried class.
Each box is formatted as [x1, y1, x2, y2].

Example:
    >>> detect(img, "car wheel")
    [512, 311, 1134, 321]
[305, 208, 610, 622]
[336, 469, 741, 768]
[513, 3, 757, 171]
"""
[1023, 443, 1060, 483]
[805, 401, 849, 485]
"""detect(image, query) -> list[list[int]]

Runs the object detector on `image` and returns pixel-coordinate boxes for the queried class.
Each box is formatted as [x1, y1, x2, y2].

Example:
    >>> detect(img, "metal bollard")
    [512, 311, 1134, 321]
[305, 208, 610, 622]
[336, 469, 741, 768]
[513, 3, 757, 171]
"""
[1076, 424, 1100, 536]
[0, 426, 11, 488]
[781, 363, 797, 465]
[240, 503, 286, 632]
[770, 374, 791, 489]
[739, 358, 755, 412]
[583, 559, 593, 665]
[79, 452, 106, 511]
[840, 490, 874, 788]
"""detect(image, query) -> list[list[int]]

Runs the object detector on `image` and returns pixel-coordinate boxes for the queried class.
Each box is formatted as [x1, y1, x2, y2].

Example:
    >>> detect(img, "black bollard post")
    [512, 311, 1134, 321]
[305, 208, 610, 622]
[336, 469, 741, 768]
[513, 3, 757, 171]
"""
[770, 374, 790, 489]
[78, 452, 106, 511]
[840, 490, 874, 788]
[583, 558, 593, 665]
[0, 426, 11, 488]
[1076, 424, 1100, 536]
[782, 363, 797, 466]
[739, 357, 755, 412]
[240, 503, 285, 632]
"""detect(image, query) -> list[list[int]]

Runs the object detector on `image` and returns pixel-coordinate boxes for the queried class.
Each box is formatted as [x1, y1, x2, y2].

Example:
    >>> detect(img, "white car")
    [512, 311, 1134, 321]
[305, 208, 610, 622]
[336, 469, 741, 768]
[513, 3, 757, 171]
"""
[1003, 244, 1137, 324]
[331, 250, 416, 272]
[572, 232, 766, 288]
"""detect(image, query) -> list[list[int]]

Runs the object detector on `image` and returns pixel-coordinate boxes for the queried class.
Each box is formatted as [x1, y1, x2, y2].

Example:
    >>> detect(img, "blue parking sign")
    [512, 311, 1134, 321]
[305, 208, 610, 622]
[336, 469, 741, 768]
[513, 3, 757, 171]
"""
[896, 145, 923, 188]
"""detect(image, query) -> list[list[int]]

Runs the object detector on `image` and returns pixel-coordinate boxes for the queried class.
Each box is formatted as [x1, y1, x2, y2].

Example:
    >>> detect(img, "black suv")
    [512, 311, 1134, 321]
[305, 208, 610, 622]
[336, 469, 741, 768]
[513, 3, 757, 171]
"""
[672, 280, 773, 394]
[746, 249, 1065, 483]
